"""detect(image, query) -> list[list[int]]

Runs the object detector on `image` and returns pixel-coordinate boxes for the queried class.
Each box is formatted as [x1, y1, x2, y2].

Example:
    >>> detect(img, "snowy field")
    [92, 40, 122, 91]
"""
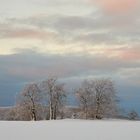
[0, 119, 140, 140]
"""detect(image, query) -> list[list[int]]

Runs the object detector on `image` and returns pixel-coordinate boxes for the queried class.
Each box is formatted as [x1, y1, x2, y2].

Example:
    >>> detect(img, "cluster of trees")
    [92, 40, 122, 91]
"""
[1, 77, 139, 121]
[15, 77, 66, 120]
[76, 79, 118, 119]
[11, 77, 118, 120]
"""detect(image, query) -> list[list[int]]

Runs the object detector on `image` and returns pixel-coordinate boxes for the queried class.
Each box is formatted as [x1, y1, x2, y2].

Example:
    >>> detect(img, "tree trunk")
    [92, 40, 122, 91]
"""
[49, 100, 52, 120]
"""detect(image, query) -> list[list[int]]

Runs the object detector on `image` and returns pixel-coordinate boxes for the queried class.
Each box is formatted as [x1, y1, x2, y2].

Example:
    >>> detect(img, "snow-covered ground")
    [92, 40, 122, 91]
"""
[0, 119, 140, 140]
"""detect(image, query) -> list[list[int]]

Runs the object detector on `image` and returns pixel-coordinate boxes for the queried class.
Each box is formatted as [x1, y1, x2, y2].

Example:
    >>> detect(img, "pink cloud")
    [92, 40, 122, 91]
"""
[119, 48, 140, 61]
[0, 23, 58, 40]
[90, 0, 139, 15]
[7, 28, 57, 40]
[103, 46, 140, 61]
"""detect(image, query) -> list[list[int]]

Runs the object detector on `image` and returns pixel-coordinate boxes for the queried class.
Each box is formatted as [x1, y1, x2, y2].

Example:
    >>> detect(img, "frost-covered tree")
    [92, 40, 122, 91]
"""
[92, 79, 118, 119]
[41, 77, 66, 120]
[17, 83, 42, 121]
[76, 80, 93, 119]
[76, 79, 118, 119]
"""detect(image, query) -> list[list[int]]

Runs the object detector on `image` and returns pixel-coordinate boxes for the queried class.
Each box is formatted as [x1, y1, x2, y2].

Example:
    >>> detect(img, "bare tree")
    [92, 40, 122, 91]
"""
[76, 80, 93, 119]
[41, 77, 66, 120]
[16, 83, 42, 121]
[92, 79, 118, 119]
[76, 79, 118, 119]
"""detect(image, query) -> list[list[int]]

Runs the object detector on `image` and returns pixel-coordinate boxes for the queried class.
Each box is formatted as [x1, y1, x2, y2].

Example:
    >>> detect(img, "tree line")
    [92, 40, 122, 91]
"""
[1, 77, 139, 121]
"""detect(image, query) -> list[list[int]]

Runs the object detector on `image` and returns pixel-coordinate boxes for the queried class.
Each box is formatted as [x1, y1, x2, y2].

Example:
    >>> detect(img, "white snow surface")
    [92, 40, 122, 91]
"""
[0, 119, 140, 140]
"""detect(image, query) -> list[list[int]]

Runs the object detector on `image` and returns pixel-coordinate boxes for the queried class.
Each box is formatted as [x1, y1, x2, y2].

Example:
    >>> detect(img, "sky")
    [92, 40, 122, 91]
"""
[0, 0, 140, 113]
